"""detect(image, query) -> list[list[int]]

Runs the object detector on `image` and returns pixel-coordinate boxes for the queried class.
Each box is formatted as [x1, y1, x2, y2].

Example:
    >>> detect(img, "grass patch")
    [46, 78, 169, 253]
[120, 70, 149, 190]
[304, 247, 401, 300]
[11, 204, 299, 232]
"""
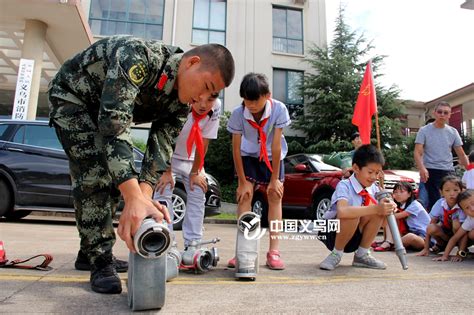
[211, 213, 237, 220]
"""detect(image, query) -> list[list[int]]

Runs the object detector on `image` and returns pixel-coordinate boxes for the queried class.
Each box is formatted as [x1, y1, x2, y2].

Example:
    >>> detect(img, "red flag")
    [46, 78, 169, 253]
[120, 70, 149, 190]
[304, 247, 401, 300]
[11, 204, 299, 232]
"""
[352, 61, 377, 144]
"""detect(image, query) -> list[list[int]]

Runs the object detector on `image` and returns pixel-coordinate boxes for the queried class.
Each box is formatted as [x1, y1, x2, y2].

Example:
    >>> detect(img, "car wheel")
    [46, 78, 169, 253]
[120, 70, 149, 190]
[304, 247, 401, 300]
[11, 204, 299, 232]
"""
[5, 209, 32, 220]
[172, 187, 187, 231]
[251, 194, 269, 228]
[312, 191, 333, 221]
[0, 179, 13, 217]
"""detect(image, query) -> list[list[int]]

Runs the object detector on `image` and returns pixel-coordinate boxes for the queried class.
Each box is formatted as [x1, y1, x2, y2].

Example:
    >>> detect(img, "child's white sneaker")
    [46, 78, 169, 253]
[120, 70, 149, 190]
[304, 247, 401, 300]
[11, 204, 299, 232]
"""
[352, 253, 386, 269]
[319, 252, 342, 271]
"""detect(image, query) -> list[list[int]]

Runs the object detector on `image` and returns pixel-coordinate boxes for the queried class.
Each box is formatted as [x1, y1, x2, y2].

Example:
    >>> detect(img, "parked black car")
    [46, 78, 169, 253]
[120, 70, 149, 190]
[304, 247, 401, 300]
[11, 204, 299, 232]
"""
[0, 120, 221, 229]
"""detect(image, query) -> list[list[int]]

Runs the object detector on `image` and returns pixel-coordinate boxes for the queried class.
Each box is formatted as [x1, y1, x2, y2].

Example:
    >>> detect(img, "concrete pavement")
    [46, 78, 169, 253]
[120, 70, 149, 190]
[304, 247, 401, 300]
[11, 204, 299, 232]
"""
[0, 216, 473, 314]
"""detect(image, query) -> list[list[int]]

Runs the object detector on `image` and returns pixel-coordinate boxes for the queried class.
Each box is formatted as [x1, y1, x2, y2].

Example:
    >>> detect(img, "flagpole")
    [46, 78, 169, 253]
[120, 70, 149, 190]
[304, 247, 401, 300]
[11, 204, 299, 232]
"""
[375, 111, 381, 151]
[371, 62, 385, 190]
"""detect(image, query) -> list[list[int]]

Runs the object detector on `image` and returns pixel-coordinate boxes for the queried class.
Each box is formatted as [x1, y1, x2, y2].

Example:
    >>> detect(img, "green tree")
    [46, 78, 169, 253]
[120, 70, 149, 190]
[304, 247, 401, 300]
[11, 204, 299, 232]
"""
[293, 6, 404, 154]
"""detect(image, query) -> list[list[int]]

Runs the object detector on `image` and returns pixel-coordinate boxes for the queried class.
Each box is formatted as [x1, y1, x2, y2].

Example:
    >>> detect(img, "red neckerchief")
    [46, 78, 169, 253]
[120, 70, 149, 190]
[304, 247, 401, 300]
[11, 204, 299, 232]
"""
[396, 208, 409, 235]
[186, 109, 207, 171]
[358, 189, 377, 206]
[442, 207, 458, 229]
[467, 163, 474, 170]
[247, 117, 272, 172]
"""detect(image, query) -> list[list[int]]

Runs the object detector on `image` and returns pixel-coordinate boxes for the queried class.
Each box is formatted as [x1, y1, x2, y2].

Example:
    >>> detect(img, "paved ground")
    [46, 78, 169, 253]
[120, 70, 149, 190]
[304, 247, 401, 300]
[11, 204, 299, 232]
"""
[0, 216, 473, 314]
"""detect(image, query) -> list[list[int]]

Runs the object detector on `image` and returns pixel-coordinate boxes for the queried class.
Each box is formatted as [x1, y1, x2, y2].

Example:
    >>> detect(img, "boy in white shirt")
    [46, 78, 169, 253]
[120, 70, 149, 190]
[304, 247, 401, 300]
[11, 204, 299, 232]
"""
[462, 151, 474, 189]
[154, 99, 221, 248]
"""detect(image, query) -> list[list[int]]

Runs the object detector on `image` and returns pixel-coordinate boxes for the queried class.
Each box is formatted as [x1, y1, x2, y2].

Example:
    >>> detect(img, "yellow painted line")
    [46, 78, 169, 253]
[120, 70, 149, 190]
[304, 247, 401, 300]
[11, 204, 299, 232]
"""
[0, 271, 472, 285]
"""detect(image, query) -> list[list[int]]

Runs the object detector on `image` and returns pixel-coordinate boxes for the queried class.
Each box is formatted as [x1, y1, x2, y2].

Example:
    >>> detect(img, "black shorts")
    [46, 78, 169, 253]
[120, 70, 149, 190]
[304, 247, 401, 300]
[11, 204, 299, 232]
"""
[319, 227, 363, 253]
[441, 226, 454, 237]
[241, 156, 284, 185]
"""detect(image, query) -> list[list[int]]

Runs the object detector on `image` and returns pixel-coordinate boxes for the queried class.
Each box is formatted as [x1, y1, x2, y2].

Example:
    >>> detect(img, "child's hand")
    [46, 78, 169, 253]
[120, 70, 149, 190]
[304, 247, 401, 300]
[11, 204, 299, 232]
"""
[189, 172, 208, 192]
[450, 255, 464, 262]
[236, 180, 253, 203]
[156, 170, 175, 194]
[432, 255, 449, 261]
[377, 198, 396, 216]
[267, 179, 284, 199]
[416, 249, 429, 256]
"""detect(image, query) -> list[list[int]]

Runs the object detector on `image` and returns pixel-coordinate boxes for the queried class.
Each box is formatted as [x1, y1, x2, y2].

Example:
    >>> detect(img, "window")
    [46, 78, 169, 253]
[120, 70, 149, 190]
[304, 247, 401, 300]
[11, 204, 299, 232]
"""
[273, 69, 304, 119]
[89, 0, 165, 40]
[272, 6, 303, 54]
[0, 124, 8, 139]
[13, 125, 63, 150]
[192, 0, 226, 45]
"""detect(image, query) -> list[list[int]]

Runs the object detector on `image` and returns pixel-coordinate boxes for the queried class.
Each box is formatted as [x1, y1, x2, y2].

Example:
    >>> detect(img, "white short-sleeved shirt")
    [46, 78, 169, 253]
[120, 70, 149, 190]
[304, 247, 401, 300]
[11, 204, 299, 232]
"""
[414, 123, 463, 171]
[429, 198, 466, 223]
[324, 174, 380, 220]
[402, 200, 430, 235]
[461, 215, 474, 231]
[226, 98, 291, 160]
[462, 169, 474, 189]
[173, 99, 221, 161]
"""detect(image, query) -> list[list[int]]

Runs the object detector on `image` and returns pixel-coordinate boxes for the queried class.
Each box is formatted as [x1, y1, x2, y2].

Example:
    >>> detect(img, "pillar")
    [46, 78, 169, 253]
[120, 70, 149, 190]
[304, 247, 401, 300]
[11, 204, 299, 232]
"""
[21, 19, 47, 120]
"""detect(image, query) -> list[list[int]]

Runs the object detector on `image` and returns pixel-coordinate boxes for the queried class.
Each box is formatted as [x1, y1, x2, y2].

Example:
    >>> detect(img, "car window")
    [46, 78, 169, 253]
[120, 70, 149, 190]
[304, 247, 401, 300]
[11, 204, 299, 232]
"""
[12, 125, 25, 143]
[0, 124, 9, 140]
[285, 157, 301, 174]
[308, 156, 340, 172]
[22, 125, 63, 150]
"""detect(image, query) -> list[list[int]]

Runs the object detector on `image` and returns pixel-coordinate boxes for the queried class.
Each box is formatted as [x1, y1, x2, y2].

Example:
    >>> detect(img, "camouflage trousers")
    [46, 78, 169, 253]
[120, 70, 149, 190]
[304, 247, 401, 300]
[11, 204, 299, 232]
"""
[49, 98, 119, 264]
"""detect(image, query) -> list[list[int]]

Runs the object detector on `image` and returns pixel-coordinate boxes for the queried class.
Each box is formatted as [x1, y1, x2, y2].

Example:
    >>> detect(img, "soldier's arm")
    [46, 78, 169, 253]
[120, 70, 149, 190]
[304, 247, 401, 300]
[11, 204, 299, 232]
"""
[139, 122, 174, 190]
[98, 44, 151, 186]
[139, 112, 186, 189]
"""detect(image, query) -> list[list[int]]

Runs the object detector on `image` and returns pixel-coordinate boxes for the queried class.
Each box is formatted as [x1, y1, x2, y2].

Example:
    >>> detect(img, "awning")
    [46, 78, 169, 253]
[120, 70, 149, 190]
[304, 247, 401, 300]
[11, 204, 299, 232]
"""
[0, 0, 93, 92]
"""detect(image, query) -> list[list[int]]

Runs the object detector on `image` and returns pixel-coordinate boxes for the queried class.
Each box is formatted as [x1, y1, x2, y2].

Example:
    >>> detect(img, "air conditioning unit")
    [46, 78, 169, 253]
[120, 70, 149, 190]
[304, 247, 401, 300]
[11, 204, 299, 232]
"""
[294, 0, 306, 4]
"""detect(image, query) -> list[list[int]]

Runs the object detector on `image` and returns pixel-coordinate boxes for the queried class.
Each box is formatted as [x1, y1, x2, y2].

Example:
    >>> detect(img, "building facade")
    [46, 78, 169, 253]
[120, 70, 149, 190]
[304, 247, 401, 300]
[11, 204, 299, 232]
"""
[424, 83, 474, 140]
[0, 0, 328, 127]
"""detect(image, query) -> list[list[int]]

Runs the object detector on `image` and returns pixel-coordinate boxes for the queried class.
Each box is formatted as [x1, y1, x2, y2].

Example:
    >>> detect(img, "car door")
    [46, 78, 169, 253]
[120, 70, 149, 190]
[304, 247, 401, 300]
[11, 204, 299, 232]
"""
[4, 124, 71, 207]
[283, 155, 316, 207]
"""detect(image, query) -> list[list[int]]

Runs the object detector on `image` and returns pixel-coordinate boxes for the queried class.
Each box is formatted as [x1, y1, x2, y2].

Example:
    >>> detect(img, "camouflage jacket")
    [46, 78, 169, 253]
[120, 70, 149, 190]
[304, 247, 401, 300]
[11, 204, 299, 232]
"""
[49, 35, 189, 188]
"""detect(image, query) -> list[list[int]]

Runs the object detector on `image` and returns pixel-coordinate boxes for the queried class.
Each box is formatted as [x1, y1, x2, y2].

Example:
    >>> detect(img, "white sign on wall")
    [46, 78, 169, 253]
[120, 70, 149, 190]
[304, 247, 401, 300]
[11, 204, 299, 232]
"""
[12, 58, 35, 120]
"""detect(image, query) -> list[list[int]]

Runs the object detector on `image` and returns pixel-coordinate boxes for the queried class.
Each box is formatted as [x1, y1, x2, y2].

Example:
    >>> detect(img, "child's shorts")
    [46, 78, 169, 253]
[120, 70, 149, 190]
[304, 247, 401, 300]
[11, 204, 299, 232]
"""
[242, 156, 284, 185]
[441, 226, 454, 237]
[319, 227, 363, 253]
[409, 229, 427, 239]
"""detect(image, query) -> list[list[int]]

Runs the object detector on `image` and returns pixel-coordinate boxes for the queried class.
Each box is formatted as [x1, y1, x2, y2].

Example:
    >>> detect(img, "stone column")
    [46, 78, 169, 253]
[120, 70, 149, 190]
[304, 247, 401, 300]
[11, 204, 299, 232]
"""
[21, 19, 47, 120]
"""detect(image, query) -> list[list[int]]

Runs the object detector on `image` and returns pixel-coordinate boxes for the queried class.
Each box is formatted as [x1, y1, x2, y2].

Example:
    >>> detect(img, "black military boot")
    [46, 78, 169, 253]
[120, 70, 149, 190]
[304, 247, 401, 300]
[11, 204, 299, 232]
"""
[90, 255, 122, 294]
[75, 250, 128, 272]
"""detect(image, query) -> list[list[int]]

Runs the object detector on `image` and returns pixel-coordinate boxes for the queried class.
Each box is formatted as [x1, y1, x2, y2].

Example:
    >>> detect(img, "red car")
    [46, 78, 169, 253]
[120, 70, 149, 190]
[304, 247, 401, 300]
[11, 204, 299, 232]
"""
[251, 153, 416, 225]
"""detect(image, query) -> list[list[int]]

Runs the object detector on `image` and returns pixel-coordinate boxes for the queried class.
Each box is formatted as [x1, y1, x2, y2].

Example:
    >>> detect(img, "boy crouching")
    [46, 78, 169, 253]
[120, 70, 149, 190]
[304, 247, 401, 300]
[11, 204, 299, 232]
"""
[319, 144, 396, 270]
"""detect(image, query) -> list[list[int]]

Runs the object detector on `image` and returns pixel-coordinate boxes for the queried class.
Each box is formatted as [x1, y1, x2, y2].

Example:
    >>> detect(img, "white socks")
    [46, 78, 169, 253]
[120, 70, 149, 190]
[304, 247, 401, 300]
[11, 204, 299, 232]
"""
[355, 246, 369, 257]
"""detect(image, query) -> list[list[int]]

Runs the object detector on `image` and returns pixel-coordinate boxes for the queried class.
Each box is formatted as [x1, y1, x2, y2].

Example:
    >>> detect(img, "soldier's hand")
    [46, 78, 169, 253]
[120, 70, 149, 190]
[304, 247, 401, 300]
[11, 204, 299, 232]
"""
[151, 199, 171, 223]
[117, 195, 170, 252]
[189, 172, 207, 192]
[156, 171, 175, 195]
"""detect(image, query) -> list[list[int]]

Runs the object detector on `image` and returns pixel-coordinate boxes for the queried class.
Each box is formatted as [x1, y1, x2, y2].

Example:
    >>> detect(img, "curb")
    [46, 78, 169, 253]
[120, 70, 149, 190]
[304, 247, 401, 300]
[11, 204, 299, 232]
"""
[29, 211, 237, 224]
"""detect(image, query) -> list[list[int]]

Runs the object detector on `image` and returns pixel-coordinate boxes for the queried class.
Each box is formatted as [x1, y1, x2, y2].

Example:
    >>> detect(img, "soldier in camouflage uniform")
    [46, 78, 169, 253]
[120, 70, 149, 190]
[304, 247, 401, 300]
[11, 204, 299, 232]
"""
[48, 35, 235, 294]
